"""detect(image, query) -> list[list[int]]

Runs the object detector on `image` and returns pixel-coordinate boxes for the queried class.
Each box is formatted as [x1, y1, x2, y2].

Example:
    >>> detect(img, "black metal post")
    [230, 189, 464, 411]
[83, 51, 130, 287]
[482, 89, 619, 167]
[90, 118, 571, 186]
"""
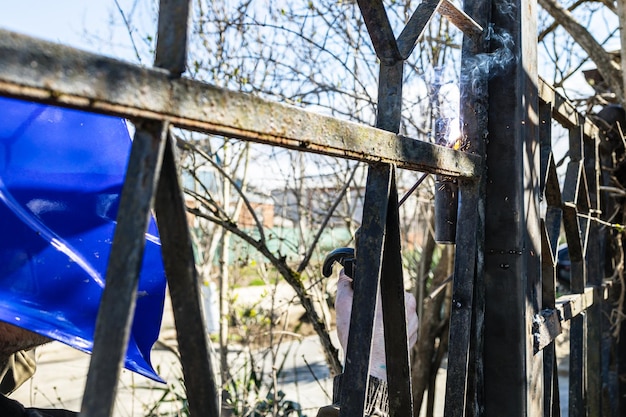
[381, 169, 413, 416]
[483, 0, 543, 414]
[584, 125, 602, 417]
[155, 135, 220, 417]
[539, 97, 561, 417]
[339, 4, 415, 413]
[340, 163, 391, 417]
[563, 125, 587, 417]
[80, 120, 167, 417]
[153, 1, 220, 415]
[442, 0, 490, 414]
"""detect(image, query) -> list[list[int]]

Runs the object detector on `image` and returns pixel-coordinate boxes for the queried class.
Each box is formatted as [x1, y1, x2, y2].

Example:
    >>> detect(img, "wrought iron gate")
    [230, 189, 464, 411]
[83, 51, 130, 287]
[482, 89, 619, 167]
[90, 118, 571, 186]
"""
[0, 0, 623, 416]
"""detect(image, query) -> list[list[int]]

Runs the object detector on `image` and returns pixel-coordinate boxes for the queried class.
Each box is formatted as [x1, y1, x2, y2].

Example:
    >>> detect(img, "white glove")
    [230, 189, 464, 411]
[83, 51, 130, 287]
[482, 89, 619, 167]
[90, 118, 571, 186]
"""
[335, 269, 419, 381]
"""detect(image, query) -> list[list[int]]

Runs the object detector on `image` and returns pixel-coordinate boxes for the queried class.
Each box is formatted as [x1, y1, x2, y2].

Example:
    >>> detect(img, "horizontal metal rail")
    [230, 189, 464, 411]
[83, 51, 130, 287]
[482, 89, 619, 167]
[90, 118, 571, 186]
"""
[533, 283, 612, 352]
[0, 29, 480, 178]
[539, 77, 599, 138]
[555, 284, 606, 320]
[438, 0, 483, 41]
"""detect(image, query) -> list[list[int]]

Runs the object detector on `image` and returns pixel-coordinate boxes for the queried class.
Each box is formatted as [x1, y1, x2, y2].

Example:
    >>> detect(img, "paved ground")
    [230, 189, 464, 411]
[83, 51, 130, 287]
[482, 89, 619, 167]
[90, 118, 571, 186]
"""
[10, 285, 337, 416]
[11, 304, 192, 416]
[11, 331, 336, 416]
[9, 284, 571, 416]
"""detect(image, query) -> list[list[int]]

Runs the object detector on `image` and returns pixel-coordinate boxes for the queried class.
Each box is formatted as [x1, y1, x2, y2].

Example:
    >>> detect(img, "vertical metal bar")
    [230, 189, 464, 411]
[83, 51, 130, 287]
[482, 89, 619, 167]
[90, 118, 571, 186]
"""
[154, 0, 191, 76]
[562, 128, 586, 417]
[569, 314, 586, 417]
[338, 6, 417, 405]
[618, 323, 626, 415]
[155, 135, 220, 416]
[80, 120, 167, 417]
[541, 225, 558, 417]
[483, 0, 542, 414]
[434, 175, 458, 244]
[154, 2, 220, 416]
[375, 59, 413, 417]
[381, 169, 413, 416]
[376, 62, 404, 131]
[450, 0, 490, 411]
[539, 97, 558, 417]
[552, 356, 562, 417]
[444, 179, 479, 417]
[597, 115, 620, 417]
[527, 103, 545, 417]
[355, 0, 402, 64]
[584, 131, 602, 417]
[340, 57, 408, 416]
[340, 164, 391, 417]
[539, 99, 552, 199]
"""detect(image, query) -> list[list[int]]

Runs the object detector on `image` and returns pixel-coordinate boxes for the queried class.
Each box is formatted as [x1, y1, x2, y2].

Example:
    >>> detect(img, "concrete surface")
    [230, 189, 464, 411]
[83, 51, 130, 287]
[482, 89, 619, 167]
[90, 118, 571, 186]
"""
[8, 284, 571, 416]
[10, 285, 336, 416]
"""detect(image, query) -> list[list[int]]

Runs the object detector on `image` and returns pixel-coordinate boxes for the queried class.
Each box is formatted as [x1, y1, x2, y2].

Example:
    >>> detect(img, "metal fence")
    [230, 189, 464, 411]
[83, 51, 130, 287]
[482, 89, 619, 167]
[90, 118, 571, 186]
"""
[0, 0, 623, 416]
[535, 80, 618, 417]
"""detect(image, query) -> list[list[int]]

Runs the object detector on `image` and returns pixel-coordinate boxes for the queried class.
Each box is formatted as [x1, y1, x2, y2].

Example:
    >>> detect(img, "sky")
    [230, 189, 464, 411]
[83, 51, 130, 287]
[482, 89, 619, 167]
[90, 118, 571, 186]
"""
[0, 0, 607, 97]
[0, 0, 155, 63]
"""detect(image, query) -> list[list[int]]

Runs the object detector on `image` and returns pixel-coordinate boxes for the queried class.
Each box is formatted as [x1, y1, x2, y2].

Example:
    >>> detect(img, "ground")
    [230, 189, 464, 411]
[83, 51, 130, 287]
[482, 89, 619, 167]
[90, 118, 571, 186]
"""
[9, 283, 573, 416]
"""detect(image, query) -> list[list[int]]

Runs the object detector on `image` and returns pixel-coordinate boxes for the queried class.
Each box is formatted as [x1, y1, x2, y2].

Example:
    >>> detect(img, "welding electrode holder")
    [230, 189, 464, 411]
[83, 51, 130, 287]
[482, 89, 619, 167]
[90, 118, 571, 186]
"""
[434, 175, 458, 244]
[322, 247, 355, 279]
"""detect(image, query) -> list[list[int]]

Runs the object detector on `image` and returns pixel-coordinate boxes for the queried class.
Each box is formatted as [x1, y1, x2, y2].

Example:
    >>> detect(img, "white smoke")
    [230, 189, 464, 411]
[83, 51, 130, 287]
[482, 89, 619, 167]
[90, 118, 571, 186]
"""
[464, 24, 517, 94]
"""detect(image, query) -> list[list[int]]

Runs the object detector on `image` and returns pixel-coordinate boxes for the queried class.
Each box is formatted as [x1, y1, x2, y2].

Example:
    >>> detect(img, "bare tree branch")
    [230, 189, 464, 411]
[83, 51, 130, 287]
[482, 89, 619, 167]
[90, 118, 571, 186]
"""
[187, 205, 342, 375]
[538, 0, 624, 103]
[297, 163, 360, 273]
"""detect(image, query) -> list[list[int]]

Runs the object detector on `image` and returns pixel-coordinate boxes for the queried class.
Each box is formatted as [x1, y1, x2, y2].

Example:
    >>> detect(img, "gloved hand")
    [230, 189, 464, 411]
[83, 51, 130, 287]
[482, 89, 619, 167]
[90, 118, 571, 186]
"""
[335, 269, 418, 381]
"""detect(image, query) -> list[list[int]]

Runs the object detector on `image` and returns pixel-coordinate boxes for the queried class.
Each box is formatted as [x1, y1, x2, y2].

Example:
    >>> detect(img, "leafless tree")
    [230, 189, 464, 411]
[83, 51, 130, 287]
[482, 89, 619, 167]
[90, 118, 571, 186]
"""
[537, 0, 623, 107]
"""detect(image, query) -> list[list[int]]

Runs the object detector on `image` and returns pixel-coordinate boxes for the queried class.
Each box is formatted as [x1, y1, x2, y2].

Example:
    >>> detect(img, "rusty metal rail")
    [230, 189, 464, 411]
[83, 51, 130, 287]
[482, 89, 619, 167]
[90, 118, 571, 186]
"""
[0, 29, 479, 179]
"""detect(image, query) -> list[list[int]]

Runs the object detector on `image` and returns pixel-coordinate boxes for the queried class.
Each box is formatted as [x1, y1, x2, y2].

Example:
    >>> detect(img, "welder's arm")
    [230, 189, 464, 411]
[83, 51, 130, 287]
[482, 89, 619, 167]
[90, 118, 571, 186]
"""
[316, 270, 418, 417]
[336, 269, 418, 380]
